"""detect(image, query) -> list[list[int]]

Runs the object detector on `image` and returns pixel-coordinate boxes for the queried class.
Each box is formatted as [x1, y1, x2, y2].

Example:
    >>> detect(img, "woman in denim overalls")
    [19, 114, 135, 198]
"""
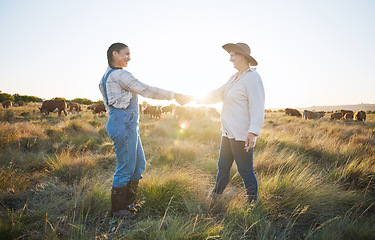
[100, 43, 188, 218]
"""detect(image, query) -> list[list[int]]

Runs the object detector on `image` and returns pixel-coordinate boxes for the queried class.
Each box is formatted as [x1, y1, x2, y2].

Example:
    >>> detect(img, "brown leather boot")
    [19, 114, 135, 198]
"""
[111, 184, 135, 218]
[126, 180, 138, 205]
[126, 180, 142, 212]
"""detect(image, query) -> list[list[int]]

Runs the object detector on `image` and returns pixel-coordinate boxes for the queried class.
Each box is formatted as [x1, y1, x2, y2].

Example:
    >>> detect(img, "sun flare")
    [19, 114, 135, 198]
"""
[178, 119, 190, 130]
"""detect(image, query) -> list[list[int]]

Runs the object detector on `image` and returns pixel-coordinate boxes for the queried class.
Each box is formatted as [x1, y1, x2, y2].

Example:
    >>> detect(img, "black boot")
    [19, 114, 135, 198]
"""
[111, 184, 135, 218]
[246, 186, 258, 204]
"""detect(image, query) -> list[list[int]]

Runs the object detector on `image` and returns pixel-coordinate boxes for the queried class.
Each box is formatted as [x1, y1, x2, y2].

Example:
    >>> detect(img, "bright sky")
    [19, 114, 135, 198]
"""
[0, 0, 374, 109]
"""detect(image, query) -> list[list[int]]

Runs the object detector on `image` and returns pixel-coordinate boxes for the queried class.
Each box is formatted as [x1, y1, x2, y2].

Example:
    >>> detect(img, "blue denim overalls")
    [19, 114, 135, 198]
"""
[102, 69, 146, 188]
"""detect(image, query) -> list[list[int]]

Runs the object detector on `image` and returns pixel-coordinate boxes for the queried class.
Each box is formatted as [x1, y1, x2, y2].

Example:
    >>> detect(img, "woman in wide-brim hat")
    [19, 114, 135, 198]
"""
[200, 42, 265, 204]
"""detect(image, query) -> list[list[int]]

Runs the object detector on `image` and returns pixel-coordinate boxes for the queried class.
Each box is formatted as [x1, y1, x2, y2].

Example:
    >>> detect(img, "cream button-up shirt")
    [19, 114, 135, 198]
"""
[203, 68, 265, 142]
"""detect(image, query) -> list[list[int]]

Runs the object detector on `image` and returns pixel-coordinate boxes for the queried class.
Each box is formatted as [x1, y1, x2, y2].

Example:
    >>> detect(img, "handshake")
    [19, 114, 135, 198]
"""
[174, 93, 195, 106]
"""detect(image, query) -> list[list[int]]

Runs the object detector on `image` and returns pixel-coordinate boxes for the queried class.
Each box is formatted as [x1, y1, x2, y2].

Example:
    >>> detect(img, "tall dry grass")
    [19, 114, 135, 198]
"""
[0, 107, 374, 239]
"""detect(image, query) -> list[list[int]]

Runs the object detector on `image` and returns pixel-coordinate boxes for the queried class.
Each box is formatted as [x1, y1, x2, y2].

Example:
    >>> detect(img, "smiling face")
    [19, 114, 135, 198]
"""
[229, 52, 249, 70]
[112, 47, 131, 68]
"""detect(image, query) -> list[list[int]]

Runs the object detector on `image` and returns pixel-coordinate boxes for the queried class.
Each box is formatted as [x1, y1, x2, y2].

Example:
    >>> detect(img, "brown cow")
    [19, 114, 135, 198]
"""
[38, 99, 68, 116]
[161, 105, 173, 114]
[330, 112, 343, 120]
[354, 110, 366, 122]
[340, 110, 354, 120]
[87, 103, 99, 110]
[67, 102, 81, 114]
[303, 110, 325, 120]
[341, 109, 354, 116]
[285, 108, 302, 117]
[93, 103, 106, 114]
[143, 105, 150, 115]
[143, 105, 161, 119]
[17, 100, 25, 106]
[2, 100, 12, 108]
[150, 105, 162, 119]
[343, 112, 354, 120]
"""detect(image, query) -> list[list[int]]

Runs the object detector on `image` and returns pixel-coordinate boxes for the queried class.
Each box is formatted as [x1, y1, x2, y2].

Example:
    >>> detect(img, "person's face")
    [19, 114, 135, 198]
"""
[113, 47, 131, 68]
[230, 52, 247, 69]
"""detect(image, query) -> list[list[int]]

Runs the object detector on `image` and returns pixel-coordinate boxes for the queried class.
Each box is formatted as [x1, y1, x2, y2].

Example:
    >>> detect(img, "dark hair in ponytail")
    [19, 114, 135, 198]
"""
[107, 43, 128, 69]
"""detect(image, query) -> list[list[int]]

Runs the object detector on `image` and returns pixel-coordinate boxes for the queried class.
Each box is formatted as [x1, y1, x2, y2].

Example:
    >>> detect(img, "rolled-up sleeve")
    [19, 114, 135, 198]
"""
[247, 75, 265, 136]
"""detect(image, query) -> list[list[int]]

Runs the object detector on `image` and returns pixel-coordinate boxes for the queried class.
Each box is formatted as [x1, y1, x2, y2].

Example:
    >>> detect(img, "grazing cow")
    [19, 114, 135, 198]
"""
[340, 110, 354, 120]
[67, 102, 81, 114]
[344, 112, 354, 120]
[303, 110, 325, 120]
[330, 112, 343, 120]
[17, 100, 25, 106]
[285, 108, 302, 117]
[2, 100, 12, 108]
[143, 105, 161, 119]
[341, 110, 353, 116]
[354, 110, 366, 122]
[93, 103, 106, 114]
[150, 105, 162, 119]
[161, 105, 173, 114]
[143, 105, 150, 115]
[38, 99, 68, 116]
[87, 103, 99, 110]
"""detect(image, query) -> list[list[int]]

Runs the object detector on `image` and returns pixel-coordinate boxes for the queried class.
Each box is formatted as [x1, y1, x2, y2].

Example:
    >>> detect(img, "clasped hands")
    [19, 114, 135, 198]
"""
[174, 93, 194, 106]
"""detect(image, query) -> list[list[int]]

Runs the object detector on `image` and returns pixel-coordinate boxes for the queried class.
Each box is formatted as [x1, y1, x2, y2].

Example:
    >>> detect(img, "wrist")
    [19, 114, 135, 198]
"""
[248, 132, 257, 137]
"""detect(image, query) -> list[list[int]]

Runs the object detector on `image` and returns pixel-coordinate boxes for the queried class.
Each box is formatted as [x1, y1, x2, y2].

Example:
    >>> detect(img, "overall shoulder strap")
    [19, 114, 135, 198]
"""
[101, 69, 119, 106]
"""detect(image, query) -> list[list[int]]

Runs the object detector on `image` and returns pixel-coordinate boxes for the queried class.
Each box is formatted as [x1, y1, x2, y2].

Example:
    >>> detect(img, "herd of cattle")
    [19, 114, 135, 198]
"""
[1, 99, 369, 122]
[1, 99, 220, 119]
[285, 108, 367, 122]
[140, 104, 220, 120]
[2, 99, 105, 116]
[2, 99, 23, 108]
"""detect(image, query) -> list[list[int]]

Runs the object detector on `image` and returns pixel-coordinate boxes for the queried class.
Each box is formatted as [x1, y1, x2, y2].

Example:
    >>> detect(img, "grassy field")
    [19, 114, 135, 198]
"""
[0, 104, 374, 239]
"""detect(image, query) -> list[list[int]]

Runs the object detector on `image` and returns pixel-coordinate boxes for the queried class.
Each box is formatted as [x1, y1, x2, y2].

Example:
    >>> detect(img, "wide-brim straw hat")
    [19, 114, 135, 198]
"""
[222, 42, 258, 66]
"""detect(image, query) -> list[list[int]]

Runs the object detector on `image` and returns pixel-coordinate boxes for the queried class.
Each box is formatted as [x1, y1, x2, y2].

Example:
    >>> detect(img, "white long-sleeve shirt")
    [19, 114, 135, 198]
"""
[203, 68, 265, 141]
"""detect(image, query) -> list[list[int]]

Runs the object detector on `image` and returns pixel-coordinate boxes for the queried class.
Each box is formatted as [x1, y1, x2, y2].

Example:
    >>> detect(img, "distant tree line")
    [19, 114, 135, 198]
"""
[0, 91, 43, 103]
[51, 97, 103, 105]
[0, 91, 102, 105]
